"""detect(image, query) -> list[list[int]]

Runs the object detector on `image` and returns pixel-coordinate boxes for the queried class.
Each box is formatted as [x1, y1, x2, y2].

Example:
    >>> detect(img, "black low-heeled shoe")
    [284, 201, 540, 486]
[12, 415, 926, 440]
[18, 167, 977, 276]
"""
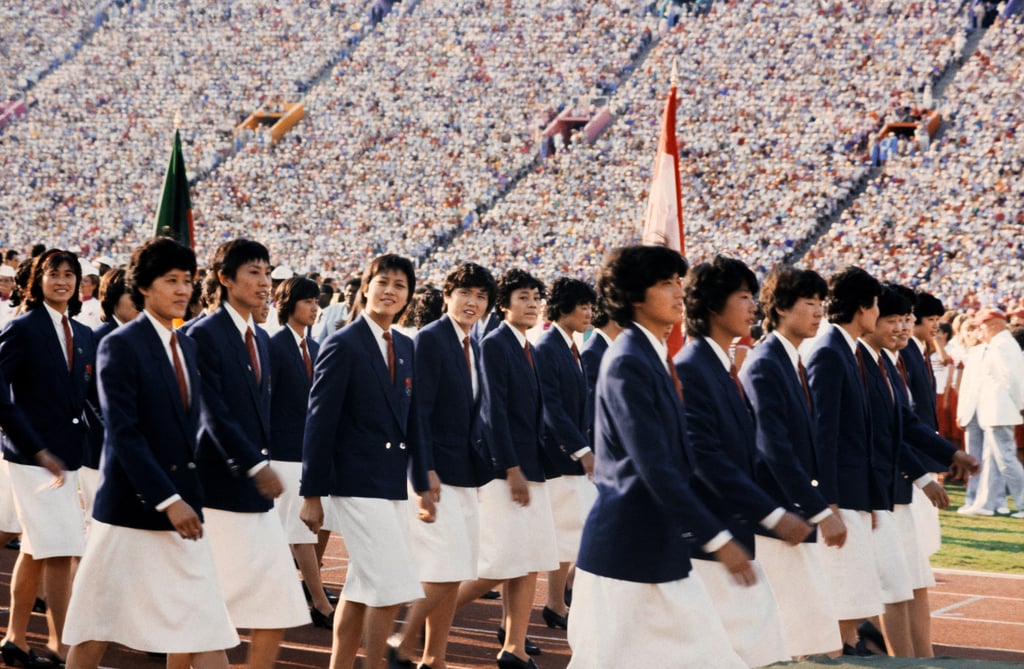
[540, 606, 568, 630]
[0, 641, 52, 668]
[387, 644, 415, 669]
[310, 606, 335, 629]
[41, 651, 64, 668]
[495, 628, 541, 656]
[496, 650, 538, 669]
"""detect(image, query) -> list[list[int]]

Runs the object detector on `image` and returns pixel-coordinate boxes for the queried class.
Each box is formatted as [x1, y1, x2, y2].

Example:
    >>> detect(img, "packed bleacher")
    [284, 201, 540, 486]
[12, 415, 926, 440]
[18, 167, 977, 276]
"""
[190, 0, 657, 277]
[418, 0, 968, 286]
[1, 0, 98, 100]
[0, 0, 373, 260]
[804, 13, 1024, 310]
[0, 0, 1020, 310]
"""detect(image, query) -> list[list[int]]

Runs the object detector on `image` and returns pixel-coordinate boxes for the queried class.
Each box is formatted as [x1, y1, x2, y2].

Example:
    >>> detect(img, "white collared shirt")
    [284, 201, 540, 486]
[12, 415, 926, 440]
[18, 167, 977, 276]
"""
[449, 316, 478, 398]
[362, 313, 393, 370]
[43, 302, 72, 366]
[835, 323, 860, 356]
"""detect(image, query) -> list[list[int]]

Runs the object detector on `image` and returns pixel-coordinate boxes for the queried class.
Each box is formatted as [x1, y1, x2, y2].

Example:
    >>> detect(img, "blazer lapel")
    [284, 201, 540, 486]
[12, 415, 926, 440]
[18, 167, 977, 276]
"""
[356, 317, 405, 428]
[443, 316, 475, 405]
[142, 319, 190, 433]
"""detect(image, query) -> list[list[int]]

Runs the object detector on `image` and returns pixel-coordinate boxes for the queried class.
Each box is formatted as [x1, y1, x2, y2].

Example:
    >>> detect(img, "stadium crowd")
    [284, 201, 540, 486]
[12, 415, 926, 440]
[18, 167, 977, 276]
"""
[804, 14, 1024, 311]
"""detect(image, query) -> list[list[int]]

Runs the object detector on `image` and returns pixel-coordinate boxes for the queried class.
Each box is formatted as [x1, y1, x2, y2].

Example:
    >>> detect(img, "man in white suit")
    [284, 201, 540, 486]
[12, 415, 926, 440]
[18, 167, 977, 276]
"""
[956, 308, 1024, 517]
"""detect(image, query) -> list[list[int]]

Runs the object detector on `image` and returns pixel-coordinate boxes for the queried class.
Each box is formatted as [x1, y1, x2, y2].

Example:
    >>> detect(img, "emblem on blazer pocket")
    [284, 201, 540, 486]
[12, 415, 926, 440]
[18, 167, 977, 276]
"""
[84, 363, 93, 381]
[405, 377, 412, 397]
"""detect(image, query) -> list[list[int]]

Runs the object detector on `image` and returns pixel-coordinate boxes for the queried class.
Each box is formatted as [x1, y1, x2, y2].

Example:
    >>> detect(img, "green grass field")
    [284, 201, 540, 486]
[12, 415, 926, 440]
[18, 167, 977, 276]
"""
[932, 481, 1024, 574]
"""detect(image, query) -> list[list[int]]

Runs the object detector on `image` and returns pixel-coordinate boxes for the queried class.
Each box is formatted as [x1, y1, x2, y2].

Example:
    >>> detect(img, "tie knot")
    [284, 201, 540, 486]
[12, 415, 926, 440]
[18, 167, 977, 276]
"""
[383, 331, 392, 343]
[300, 338, 307, 350]
[170, 331, 178, 347]
[463, 336, 470, 347]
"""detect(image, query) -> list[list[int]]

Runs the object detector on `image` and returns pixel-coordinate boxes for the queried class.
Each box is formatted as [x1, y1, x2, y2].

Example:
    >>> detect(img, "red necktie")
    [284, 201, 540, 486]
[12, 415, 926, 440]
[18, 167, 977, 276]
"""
[729, 362, 746, 401]
[524, 341, 534, 370]
[855, 346, 868, 387]
[300, 338, 313, 381]
[170, 333, 189, 410]
[245, 326, 261, 385]
[383, 331, 395, 383]
[462, 336, 472, 373]
[61, 315, 73, 374]
[668, 356, 684, 402]
[797, 358, 813, 412]
[896, 355, 911, 394]
[571, 341, 582, 369]
[878, 356, 895, 404]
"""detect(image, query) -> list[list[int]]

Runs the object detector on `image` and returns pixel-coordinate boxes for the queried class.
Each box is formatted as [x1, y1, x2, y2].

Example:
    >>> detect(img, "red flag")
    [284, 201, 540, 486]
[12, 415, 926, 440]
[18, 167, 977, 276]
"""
[642, 78, 686, 356]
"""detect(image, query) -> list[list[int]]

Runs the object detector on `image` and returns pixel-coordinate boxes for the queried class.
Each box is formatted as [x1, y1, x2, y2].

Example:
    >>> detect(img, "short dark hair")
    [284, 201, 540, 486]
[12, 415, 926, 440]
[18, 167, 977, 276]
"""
[591, 294, 613, 329]
[25, 249, 83, 317]
[127, 238, 197, 311]
[760, 267, 828, 332]
[545, 277, 597, 322]
[598, 246, 688, 327]
[356, 254, 416, 324]
[495, 269, 545, 320]
[878, 284, 913, 318]
[825, 266, 882, 324]
[914, 291, 945, 323]
[442, 262, 497, 312]
[402, 287, 444, 329]
[275, 276, 321, 325]
[4, 249, 19, 262]
[98, 267, 129, 322]
[210, 239, 270, 304]
[936, 321, 953, 340]
[682, 255, 758, 337]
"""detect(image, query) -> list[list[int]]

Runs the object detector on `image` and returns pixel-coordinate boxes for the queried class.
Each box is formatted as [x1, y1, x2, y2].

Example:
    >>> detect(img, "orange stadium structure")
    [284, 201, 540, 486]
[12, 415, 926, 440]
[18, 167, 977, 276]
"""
[236, 100, 305, 145]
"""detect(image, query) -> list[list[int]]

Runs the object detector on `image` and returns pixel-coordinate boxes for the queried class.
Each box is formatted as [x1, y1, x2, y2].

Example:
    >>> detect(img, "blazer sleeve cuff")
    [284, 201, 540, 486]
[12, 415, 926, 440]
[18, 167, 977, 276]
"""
[155, 494, 182, 512]
[701, 530, 732, 554]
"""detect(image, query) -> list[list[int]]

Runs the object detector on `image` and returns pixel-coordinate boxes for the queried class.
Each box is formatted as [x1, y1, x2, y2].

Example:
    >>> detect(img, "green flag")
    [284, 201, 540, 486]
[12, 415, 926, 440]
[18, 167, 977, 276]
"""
[153, 129, 194, 248]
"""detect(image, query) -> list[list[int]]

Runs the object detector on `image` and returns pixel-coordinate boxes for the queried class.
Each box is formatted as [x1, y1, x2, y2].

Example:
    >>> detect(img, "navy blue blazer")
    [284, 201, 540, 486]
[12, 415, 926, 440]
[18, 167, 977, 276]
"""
[884, 351, 958, 505]
[269, 327, 319, 463]
[740, 333, 829, 534]
[301, 315, 428, 498]
[0, 369, 46, 457]
[805, 326, 873, 511]
[577, 325, 725, 584]
[82, 319, 120, 470]
[93, 316, 206, 530]
[478, 322, 546, 482]
[860, 344, 911, 511]
[900, 340, 945, 472]
[0, 307, 95, 470]
[534, 327, 589, 478]
[579, 331, 609, 445]
[675, 337, 780, 557]
[412, 315, 491, 488]
[470, 311, 500, 346]
[187, 307, 273, 513]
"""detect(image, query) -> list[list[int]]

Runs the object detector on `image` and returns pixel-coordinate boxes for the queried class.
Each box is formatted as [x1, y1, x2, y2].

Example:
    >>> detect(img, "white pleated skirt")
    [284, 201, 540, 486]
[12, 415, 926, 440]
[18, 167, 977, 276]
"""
[818, 509, 883, 620]
[691, 558, 788, 667]
[567, 568, 746, 669]
[9, 463, 84, 559]
[329, 496, 424, 607]
[755, 535, 841, 657]
[78, 465, 100, 531]
[63, 520, 239, 652]
[0, 458, 22, 533]
[407, 483, 479, 583]
[546, 474, 597, 563]
[271, 460, 319, 545]
[910, 481, 942, 556]
[873, 509, 913, 605]
[477, 479, 558, 580]
[895, 503, 935, 590]
[203, 508, 310, 629]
